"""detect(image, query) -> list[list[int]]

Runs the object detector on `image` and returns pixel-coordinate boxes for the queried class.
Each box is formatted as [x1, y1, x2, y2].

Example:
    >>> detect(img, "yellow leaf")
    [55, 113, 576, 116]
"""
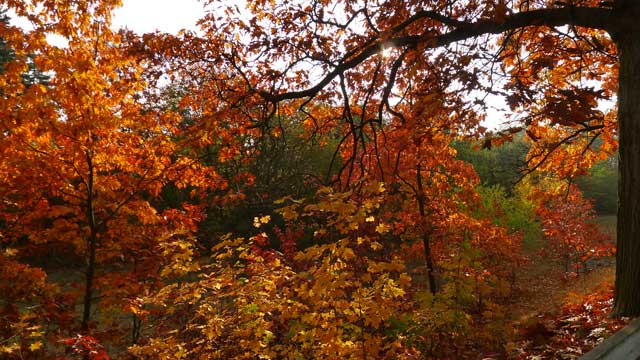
[363, 199, 377, 209]
[342, 248, 356, 261]
[384, 284, 405, 298]
[378, 182, 386, 193]
[1, 343, 19, 353]
[274, 196, 289, 204]
[277, 205, 299, 221]
[4, 248, 18, 257]
[29, 341, 42, 351]
[365, 216, 375, 222]
[364, 181, 385, 194]
[375, 223, 389, 234]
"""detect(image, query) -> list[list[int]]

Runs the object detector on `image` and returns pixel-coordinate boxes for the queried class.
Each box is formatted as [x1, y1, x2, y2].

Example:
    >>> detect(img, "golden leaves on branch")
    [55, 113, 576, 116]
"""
[134, 183, 413, 359]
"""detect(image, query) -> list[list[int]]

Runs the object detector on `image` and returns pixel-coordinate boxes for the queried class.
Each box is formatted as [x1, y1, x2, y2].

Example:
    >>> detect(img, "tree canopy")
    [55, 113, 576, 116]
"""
[0, 0, 633, 358]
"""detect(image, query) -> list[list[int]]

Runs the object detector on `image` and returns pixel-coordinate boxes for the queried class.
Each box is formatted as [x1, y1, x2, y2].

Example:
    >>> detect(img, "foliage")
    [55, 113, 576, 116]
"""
[0, 253, 73, 358]
[457, 134, 618, 216]
[61, 334, 110, 360]
[477, 184, 543, 251]
[515, 284, 629, 359]
[132, 185, 415, 359]
[575, 157, 618, 215]
[535, 184, 613, 274]
[131, 181, 531, 358]
[454, 134, 530, 194]
[0, 1, 214, 353]
[407, 243, 518, 358]
[0, 0, 635, 357]
[0, 9, 48, 86]
[199, 113, 340, 241]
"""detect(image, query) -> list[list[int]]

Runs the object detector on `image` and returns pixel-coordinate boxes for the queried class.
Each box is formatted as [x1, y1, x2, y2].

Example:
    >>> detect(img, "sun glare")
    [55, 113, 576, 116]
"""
[381, 47, 393, 58]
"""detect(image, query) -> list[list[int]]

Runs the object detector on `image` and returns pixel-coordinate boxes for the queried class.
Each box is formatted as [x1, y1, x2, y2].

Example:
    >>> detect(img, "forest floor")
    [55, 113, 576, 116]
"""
[514, 215, 617, 321]
[510, 215, 626, 359]
[513, 258, 615, 322]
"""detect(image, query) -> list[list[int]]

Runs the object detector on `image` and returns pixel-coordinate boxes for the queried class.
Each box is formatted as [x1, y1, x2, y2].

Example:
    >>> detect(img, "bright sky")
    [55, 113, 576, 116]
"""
[112, 0, 205, 34]
[8, 0, 206, 35]
[111, 1, 510, 129]
[8, 0, 509, 129]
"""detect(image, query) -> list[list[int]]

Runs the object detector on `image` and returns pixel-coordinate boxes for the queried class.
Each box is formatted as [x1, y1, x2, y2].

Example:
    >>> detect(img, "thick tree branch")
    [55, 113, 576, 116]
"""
[259, 6, 614, 103]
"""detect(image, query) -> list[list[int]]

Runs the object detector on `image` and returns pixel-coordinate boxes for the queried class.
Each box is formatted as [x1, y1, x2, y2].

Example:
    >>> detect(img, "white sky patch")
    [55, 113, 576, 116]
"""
[8, 0, 206, 46]
[482, 95, 510, 130]
[10, 2, 609, 132]
[112, 0, 205, 34]
[7, 10, 70, 47]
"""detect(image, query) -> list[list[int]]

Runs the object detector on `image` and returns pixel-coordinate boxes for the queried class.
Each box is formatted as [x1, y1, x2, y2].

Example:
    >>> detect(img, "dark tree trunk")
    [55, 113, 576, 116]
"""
[416, 164, 438, 294]
[82, 151, 97, 331]
[612, 0, 640, 317]
[422, 232, 438, 295]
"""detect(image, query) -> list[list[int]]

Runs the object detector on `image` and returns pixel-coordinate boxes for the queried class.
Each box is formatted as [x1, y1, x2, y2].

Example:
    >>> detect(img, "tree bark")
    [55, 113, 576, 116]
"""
[416, 164, 438, 294]
[612, 0, 640, 317]
[82, 151, 97, 331]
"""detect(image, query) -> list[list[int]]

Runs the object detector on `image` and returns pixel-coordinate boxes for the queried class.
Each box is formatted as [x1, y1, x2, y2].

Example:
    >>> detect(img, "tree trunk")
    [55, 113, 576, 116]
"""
[82, 151, 97, 331]
[416, 164, 438, 294]
[613, 2, 640, 316]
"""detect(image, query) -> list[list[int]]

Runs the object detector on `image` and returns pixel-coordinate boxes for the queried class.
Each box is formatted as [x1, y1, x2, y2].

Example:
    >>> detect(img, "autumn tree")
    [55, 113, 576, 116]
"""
[1, 1, 636, 358]
[454, 133, 530, 193]
[0, 9, 12, 70]
[204, 112, 338, 240]
[178, 0, 640, 315]
[535, 184, 612, 273]
[0, 1, 218, 351]
[132, 184, 417, 359]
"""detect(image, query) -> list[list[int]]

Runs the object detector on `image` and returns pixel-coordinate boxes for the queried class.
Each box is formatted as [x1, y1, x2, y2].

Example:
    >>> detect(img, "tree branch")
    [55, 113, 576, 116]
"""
[259, 6, 614, 103]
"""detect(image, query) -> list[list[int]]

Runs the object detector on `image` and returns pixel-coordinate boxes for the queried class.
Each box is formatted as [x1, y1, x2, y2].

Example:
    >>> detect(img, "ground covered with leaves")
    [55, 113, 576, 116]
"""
[512, 264, 629, 359]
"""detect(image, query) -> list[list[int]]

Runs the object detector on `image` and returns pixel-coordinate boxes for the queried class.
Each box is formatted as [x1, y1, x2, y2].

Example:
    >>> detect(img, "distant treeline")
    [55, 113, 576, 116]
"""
[454, 133, 617, 215]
